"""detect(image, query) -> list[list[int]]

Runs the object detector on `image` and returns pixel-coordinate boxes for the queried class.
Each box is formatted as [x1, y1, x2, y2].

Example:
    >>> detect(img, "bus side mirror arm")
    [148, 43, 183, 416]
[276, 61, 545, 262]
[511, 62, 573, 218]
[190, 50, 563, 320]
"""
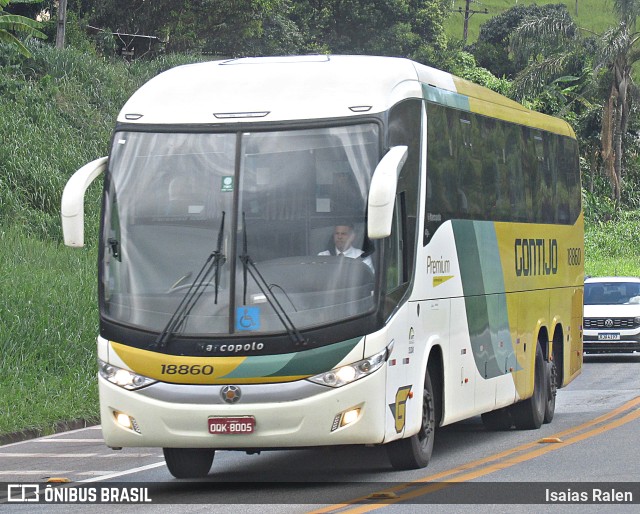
[367, 146, 408, 239]
[61, 156, 108, 247]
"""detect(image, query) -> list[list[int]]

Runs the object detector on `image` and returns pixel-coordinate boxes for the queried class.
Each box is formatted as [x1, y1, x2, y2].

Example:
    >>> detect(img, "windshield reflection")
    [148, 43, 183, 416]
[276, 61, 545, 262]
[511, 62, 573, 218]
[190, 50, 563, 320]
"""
[102, 124, 380, 336]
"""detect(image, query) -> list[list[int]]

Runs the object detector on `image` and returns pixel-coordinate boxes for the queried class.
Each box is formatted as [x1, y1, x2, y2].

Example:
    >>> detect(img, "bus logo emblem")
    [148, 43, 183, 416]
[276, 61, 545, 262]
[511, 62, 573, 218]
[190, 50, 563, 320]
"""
[221, 385, 242, 404]
[389, 385, 412, 433]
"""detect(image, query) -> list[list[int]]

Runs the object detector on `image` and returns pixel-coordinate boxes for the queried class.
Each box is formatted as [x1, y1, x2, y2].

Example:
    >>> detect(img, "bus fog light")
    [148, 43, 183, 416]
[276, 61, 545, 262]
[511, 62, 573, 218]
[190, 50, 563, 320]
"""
[341, 408, 360, 426]
[331, 407, 362, 431]
[114, 411, 141, 434]
[307, 344, 391, 388]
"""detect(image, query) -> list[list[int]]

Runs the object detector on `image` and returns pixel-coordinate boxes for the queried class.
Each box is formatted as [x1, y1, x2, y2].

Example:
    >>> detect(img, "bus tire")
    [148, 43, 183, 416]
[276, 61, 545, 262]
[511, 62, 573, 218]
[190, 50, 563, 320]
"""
[544, 360, 556, 423]
[386, 371, 435, 470]
[511, 344, 547, 430]
[163, 448, 215, 478]
[481, 407, 513, 430]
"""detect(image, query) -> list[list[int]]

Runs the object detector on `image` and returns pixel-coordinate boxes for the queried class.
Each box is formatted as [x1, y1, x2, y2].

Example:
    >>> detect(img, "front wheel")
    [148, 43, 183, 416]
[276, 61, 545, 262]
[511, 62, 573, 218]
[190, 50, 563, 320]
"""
[163, 448, 215, 478]
[386, 371, 436, 470]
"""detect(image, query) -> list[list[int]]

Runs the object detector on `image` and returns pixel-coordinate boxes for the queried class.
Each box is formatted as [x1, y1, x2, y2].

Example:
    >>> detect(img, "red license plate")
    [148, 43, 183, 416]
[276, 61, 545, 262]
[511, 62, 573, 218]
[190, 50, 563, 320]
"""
[208, 416, 255, 434]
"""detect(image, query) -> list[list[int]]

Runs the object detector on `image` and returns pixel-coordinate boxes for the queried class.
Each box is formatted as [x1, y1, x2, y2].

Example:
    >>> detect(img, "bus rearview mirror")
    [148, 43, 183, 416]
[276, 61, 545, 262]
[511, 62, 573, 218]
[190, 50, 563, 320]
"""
[367, 145, 408, 239]
[61, 156, 108, 247]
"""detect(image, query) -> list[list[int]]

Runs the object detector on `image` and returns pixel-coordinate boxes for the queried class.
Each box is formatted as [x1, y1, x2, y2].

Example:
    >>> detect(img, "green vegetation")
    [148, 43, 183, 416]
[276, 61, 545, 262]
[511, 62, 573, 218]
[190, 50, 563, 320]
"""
[1, 1, 640, 439]
[445, 0, 616, 45]
[0, 225, 98, 435]
[0, 42, 201, 437]
[585, 211, 640, 277]
[0, 0, 45, 57]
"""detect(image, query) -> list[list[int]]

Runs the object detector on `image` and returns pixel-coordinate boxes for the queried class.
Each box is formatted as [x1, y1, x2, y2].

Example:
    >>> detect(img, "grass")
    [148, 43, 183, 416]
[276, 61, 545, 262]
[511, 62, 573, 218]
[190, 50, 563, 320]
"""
[0, 41, 203, 243]
[0, 42, 202, 438]
[0, 225, 99, 436]
[445, 0, 617, 45]
[584, 211, 640, 277]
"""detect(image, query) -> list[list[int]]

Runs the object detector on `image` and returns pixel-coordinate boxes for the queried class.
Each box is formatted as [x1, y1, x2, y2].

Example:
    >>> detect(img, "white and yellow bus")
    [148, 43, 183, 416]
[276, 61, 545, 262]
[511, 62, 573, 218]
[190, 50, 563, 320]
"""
[61, 55, 583, 478]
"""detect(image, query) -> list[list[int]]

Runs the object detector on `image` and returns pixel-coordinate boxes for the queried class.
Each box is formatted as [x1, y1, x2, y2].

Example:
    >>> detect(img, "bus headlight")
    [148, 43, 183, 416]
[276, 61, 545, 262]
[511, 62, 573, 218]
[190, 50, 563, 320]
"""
[307, 344, 391, 388]
[98, 359, 156, 390]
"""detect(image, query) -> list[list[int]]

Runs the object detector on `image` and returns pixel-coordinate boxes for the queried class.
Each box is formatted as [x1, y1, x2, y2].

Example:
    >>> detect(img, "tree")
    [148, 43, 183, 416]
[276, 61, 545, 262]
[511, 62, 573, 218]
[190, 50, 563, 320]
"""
[73, 0, 291, 56]
[468, 3, 570, 79]
[0, 0, 46, 57]
[289, 0, 450, 64]
[596, 0, 640, 204]
[511, 1, 640, 205]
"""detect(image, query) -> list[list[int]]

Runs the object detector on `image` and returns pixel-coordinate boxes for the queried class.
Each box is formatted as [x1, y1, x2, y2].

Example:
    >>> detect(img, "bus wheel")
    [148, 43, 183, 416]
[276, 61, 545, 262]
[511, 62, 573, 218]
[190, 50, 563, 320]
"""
[544, 360, 557, 424]
[511, 344, 547, 430]
[163, 448, 215, 478]
[481, 407, 513, 430]
[386, 371, 435, 470]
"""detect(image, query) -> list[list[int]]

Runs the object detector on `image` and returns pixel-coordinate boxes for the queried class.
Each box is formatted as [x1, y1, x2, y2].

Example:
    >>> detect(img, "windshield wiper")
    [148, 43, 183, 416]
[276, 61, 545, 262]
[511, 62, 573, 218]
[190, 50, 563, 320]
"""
[239, 212, 306, 346]
[154, 212, 226, 351]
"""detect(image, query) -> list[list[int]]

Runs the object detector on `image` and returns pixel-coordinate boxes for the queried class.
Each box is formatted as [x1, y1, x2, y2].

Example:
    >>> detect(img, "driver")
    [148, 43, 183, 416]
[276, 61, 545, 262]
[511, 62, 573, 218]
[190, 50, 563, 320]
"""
[318, 223, 373, 270]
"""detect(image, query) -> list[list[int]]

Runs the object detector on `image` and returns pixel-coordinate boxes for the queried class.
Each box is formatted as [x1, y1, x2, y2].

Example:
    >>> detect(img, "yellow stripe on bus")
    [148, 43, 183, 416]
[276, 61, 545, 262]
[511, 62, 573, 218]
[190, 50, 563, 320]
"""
[110, 342, 309, 384]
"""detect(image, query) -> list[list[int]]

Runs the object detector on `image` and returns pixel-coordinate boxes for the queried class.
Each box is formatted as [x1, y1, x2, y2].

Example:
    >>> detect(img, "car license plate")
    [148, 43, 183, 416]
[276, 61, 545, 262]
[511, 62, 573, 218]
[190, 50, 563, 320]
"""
[598, 333, 621, 341]
[208, 416, 255, 434]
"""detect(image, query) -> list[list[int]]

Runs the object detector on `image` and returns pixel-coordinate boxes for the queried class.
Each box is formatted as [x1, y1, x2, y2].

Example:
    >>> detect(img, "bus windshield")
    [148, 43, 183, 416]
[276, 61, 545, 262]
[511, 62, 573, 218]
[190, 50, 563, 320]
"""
[102, 124, 380, 337]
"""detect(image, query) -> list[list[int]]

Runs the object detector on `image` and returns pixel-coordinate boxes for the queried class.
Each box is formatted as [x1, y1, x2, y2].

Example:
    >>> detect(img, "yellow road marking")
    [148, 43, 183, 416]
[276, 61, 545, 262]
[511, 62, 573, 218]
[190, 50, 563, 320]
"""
[308, 395, 640, 514]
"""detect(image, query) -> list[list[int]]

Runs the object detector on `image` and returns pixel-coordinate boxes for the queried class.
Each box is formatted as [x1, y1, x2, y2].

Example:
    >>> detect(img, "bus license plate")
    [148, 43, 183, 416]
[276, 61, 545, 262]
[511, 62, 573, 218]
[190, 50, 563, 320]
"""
[598, 333, 620, 341]
[208, 416, 255, 434]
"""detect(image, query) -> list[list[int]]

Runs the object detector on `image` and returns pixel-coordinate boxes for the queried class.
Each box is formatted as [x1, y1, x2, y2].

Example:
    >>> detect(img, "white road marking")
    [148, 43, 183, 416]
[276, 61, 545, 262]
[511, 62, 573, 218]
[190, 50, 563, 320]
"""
[0, 453, 157, 458]
[0, 470, 72, 475]
[1, 425, 101, 448]
[1, 425, 166, 483]
[0, 453, 99, 458]
[34, 439, 104, 443]
[79, 461, 167, 482]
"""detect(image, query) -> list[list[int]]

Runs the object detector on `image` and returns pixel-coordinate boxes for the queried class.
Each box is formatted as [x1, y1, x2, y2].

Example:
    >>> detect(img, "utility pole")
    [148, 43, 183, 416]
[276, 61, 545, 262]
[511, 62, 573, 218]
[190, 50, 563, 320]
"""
[454, 0, 489, 45]
[56, 0, 67, 49]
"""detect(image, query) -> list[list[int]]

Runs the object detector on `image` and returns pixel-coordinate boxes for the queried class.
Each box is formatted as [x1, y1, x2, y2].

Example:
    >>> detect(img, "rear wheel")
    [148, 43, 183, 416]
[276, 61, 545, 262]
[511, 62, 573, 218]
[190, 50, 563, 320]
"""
[163, 448, 215, 478]
[387, 371, 435, 470]
[511, 344, 547, 430]
[544, 360, 557, 423]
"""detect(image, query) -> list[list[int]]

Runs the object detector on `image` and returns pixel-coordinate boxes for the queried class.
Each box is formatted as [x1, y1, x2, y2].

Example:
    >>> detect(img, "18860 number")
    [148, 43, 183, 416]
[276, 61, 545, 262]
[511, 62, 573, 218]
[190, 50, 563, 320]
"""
[160, 364, 214, 375]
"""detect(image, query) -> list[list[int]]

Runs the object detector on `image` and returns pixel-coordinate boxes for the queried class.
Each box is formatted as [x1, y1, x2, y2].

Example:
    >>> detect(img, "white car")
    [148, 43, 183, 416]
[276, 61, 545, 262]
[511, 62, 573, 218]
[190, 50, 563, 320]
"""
[583, 277, 640, 353]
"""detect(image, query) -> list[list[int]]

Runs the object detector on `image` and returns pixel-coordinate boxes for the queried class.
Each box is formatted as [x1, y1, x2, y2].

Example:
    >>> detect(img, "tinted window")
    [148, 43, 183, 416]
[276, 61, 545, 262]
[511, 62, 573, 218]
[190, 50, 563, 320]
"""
[425, 102, 580, 243]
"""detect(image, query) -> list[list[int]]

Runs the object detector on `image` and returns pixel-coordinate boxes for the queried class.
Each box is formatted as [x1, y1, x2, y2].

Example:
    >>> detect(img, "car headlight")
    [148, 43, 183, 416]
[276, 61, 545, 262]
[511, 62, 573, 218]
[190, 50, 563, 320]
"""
[98, 359, 156, 390]
[634, 316, 640, 326]
[307, 343, 393, 388]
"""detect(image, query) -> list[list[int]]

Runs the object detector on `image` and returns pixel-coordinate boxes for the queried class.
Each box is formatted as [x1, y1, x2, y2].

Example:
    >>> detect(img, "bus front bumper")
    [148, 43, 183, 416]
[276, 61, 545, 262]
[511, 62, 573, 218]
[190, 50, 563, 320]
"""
[99, 368, 387, 449]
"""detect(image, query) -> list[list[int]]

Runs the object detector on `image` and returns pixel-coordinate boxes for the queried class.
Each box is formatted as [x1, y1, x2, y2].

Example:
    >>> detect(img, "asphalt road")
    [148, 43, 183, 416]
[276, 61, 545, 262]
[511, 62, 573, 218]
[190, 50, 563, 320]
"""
[2, 353, 640, 512]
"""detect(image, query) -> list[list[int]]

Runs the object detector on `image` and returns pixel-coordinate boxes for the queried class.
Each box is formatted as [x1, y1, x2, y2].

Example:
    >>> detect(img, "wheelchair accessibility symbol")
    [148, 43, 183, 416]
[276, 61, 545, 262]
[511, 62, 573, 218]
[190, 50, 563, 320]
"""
[236, 306, 261, 331]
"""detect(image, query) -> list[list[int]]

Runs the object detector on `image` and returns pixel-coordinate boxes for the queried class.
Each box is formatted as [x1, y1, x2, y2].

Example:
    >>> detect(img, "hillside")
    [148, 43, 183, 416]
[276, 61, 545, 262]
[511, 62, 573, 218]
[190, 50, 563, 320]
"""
[0, 43, 200, 242]
[0, 35, 639, 440]
[0, 44, 202, 437]
[445, 0, 615, 44]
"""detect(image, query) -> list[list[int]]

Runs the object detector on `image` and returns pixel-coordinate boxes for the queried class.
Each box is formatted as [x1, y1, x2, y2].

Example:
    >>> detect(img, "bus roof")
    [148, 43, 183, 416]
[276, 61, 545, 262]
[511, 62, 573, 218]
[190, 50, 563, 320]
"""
[117, 55, 575, 138]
